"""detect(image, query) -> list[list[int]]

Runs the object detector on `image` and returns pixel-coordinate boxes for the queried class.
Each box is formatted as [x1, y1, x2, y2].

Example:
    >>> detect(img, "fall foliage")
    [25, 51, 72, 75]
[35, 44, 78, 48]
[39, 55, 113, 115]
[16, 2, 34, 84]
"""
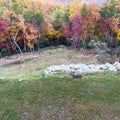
[0, 0, 120, 56]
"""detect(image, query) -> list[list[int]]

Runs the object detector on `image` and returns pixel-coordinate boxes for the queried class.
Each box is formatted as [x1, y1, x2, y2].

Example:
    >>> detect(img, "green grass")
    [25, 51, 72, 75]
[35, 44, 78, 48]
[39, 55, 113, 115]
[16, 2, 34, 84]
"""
[0, 72, 120, 120]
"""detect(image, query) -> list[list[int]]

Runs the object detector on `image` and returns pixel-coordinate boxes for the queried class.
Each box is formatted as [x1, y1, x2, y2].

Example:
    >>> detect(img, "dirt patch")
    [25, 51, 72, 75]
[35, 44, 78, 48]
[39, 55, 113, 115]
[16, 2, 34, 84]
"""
[0, 47, 98, 67]
[21, 102, 75, 120]
[0, 47, 119, 72]
[0, 53, 38, 66]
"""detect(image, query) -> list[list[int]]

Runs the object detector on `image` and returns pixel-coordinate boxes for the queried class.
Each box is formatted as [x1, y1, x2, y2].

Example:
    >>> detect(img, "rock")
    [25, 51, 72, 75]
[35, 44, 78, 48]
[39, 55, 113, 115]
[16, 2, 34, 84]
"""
[77, 69, 85, 73]
[105, 63, 117, 72]
[44, 62, 120, 75]
[19, 79, 23, 82]
[88, 64, 101, 73]
[59, 65, 69, 71]
[22, 111, 33, 120]
[44, 69, 51, 75]
[76, 64, 90, 71]
[69, 64, 76, 70]
[105, 63, 113, 68]
[98, 64, 108, 70]
[113, 62, 120, 71]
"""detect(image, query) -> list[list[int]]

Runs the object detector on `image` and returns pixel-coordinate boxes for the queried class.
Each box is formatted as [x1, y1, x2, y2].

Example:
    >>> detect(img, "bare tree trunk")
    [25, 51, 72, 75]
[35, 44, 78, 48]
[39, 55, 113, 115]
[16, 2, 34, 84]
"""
[13, 36, 23, 54]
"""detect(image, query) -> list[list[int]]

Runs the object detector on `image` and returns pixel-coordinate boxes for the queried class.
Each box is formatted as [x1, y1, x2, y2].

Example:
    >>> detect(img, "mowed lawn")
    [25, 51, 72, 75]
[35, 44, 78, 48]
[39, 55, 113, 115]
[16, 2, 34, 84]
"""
[0, 72, 120, 120]
[0, 48, 120, 120]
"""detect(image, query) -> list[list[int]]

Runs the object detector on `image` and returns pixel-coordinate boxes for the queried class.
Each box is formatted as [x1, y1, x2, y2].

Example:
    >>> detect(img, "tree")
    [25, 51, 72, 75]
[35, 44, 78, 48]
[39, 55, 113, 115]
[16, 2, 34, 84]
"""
[0, 9, 3, 17]
[34, 10, 44, 26]
[71, 13, 83, 38]
[69, 1, 84, 20]
[10, 1, 23, 14]
[100, 0, 120, 19]
[80, 3, 88, 18]
[52, 8, 65, 29]
[64, 13, 83, 47]
[23, 9, 34, 23]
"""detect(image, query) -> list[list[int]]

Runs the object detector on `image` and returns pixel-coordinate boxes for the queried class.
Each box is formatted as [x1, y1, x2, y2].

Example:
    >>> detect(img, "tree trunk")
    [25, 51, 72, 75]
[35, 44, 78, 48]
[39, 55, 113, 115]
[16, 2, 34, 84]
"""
[13, 36, 23, 54]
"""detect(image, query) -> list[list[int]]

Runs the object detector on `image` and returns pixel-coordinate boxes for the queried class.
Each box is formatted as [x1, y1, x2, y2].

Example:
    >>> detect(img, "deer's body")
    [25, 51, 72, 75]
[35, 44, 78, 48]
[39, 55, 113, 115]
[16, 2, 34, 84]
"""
[70, 74, 83, 80]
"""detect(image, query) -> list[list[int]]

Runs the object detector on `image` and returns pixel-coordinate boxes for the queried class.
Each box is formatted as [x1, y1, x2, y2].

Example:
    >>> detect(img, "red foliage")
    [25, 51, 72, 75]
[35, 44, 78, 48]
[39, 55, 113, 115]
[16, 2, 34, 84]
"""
[0, 20, 38, 53]
[64, 24, 72, 37]
[71, 13, 83, 37]
[64, 13, 83, 39]
[0, 20, 8, 31]
[97, 18, 106, 34]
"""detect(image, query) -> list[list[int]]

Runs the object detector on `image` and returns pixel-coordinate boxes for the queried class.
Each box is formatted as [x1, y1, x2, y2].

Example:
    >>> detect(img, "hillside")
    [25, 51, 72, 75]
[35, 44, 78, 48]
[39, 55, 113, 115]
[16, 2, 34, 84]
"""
[0, 47, 120, 120]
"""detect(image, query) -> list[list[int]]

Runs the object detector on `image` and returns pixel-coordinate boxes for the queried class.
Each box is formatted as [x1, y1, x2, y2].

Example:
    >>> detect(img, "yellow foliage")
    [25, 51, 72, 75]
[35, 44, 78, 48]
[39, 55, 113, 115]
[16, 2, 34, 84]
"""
[116, 29, 120, 41]
[99, 32, 102, 36]
[110, 17, 119, 32]
[69, 2, 84, 20]
[47, 29, 62, 39]
[26, 42, 33, 49]
[40, 23, 53, 38]
[25, 34, 37, 48]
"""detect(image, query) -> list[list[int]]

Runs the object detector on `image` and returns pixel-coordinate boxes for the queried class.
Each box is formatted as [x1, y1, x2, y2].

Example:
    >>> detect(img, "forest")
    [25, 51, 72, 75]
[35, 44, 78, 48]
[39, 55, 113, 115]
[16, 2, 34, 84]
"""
[0, 0, 120, 56]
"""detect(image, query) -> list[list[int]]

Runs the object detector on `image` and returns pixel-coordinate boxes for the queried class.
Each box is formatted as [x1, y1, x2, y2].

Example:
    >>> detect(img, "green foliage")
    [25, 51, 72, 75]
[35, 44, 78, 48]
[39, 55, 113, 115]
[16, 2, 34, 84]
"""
[100, 0, 120, 19]
[10, 2, 23, 14]
[80, 3, 88, 18]
[34, 10, 44, 25]
[88, 36, 100, 47]
[23, 9, 34, 22]
[0, 9, 3, 16]
[52, 8, 65, 28]
[62, 7, 70, 24]
[23, 10, 44, 25]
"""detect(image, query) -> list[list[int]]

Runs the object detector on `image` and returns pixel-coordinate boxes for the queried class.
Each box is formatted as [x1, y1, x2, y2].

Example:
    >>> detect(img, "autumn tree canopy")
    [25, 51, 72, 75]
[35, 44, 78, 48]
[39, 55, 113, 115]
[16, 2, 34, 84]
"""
[0, 0, 120, 56]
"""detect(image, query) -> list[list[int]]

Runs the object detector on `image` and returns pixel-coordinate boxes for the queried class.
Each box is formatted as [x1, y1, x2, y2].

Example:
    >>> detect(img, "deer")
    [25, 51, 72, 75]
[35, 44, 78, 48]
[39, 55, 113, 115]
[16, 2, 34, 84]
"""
[69, 72, 83, 80]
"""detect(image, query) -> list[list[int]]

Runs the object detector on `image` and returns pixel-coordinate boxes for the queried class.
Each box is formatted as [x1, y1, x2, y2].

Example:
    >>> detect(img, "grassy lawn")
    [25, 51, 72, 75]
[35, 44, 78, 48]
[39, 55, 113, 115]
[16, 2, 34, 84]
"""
[0, 72, 120, 120]
[0, 48, 120, 120]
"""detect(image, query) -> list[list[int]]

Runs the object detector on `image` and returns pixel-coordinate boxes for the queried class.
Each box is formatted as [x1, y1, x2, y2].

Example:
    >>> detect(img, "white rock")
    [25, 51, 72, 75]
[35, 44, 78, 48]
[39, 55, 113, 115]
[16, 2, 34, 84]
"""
[60, 65, 70, 72]
[88, 64, 97, 69]
[76, 64, 90, 71]
[69, 64, 77, 71]
[98, 64, 108, 70]
[105, 63, 117, 72]
[19, 79, 23, 82]
[88, 64, 100, 71]
[113, 62, 120, 71]
[77, 69, 85, 73]
[113, 62, 120, 66]
[44, 62, 120, 75]
[105, 63, 113, 67]
[89, 69, 100, 73]
[44, 70, 51, 75]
